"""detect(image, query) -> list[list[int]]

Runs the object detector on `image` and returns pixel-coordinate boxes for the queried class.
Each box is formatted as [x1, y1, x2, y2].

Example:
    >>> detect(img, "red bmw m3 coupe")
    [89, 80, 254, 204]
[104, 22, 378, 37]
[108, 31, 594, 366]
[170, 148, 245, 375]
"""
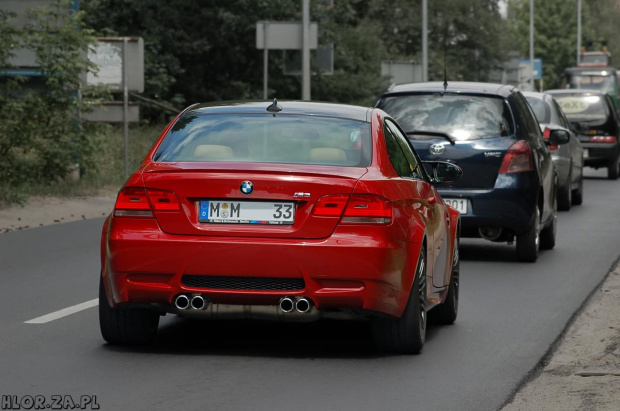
[99, 100, 462, 354]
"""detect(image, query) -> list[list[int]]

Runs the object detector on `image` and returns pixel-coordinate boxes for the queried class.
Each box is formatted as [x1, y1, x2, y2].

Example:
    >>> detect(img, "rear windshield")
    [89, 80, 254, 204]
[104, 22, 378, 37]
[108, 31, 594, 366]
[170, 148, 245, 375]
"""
[553, 95, 609, 121]
[153, 114, 371, 167]
[525, 96, 551, 124]
[377, 94, 514, 141]
[567, 74, 615, 93]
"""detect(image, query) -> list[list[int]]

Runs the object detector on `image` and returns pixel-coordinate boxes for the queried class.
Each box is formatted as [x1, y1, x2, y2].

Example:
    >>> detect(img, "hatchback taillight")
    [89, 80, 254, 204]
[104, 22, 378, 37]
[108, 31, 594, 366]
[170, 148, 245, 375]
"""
[589, 135, 617, 143]
[114, 187, 180, 217]
[499, 140, 533, 174]
[313, 194, 392, 224]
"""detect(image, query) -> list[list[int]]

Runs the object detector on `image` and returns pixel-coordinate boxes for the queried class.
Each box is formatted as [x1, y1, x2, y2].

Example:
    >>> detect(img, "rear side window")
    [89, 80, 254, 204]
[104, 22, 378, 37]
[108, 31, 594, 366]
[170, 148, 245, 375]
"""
[553, 95, 610, 121]
[377, 94, 514, 141]
[153, 114, 371, 167]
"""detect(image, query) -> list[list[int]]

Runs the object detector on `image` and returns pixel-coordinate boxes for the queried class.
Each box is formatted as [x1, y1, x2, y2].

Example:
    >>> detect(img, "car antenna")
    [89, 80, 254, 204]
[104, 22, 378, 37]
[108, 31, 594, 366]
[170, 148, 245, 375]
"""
[266, 98, 282, 116]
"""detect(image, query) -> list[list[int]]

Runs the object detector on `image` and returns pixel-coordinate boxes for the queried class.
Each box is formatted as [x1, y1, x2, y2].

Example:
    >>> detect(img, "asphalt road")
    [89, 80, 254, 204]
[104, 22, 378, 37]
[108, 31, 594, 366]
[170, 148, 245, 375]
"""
[1, 168, 619, 411]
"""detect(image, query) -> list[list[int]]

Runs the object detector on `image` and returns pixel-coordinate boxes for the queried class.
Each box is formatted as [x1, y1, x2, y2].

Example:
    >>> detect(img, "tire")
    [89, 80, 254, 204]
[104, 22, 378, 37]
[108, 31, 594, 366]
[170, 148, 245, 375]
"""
[540, 196, 557, 250]
[429, 236, 459, 325]
[571, 173, 584, 206]
[372, 245, 427, 354]
[99, 276, 159, 345]
[557, 172, 571, 211]
[608, 157, 619, 180]
[516, 206, 540, 263]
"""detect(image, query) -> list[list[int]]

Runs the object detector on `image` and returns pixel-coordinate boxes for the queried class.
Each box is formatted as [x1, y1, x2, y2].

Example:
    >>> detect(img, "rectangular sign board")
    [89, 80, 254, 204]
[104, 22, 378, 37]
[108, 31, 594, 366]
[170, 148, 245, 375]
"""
[256, 21, 318, 50]
[87, 37, 144, 92]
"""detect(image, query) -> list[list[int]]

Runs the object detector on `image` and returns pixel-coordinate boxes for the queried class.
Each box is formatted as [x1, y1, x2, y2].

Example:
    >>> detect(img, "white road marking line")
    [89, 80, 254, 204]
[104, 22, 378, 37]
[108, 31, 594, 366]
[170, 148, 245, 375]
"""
[25, 298, 98, 324]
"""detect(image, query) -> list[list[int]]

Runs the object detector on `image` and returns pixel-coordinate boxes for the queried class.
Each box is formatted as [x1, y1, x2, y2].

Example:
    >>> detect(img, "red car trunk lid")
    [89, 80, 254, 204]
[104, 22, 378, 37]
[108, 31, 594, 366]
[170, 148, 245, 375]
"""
[141, 163, 368, 239]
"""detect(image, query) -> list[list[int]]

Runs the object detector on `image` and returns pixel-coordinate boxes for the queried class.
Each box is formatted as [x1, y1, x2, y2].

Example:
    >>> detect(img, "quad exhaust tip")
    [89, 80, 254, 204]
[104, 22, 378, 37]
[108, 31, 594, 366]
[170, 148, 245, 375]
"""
[174, 294, 209, 310]
[279, 297, 295, 313]
[295, 297, 311, 313]
[190, 295, 207, 310]
[174, 294, 190, 310]
[279, 296, 313, 313]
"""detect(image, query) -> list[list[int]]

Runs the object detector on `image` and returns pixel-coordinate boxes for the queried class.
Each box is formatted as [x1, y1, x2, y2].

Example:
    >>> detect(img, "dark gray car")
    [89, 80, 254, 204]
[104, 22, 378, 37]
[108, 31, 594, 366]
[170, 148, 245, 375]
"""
[524, 91, 585, 210]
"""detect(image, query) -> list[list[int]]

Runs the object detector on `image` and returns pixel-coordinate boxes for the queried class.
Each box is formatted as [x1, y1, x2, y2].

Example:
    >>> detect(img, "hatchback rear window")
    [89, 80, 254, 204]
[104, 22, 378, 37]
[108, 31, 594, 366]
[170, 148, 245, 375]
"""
[553, 95, 609, 121]
[153, 114, 371, 167]
[377, 94, 514, 141]
[525, 96, 551, 124]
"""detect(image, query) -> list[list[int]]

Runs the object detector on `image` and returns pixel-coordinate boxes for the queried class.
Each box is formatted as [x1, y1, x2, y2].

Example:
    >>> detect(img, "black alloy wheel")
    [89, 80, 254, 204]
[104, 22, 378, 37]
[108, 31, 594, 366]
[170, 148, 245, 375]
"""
[516, 206, 540, 263]
[99, 276, 160, 345]
[372, 245, 427, 354]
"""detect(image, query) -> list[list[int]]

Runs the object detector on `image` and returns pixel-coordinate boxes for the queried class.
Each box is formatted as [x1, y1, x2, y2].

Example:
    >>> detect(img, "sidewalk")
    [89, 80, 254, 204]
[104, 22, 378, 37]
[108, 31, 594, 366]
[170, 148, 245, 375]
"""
[1, 195, 619, 410]
[0, 196, 115, 233]
[501, 264, 620, 410]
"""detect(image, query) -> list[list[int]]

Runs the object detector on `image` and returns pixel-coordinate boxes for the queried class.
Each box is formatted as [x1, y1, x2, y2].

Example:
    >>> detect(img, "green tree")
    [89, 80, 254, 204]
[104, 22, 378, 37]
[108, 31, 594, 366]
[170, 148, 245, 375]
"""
[509, 0, 595, 89]
[0, 0, 109, 203]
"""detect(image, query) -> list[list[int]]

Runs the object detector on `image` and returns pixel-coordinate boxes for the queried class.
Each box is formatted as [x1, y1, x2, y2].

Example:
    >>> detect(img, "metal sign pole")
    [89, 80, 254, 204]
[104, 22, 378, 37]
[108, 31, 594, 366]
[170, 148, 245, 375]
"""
[302, 0, 311, 100]
[263, 22, 269, 99]
[422, 0, 428, 82]
[123, 37, 129, 178]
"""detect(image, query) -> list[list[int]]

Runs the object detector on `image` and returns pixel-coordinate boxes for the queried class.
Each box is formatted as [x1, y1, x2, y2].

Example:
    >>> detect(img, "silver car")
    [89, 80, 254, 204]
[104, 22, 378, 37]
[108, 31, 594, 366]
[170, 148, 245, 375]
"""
[524, 91, 585, 211]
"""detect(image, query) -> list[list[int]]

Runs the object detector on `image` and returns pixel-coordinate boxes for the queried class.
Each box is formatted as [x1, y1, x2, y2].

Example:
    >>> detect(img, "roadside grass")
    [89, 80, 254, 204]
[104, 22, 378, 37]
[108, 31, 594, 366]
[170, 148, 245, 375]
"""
[0, 124, 163, 206]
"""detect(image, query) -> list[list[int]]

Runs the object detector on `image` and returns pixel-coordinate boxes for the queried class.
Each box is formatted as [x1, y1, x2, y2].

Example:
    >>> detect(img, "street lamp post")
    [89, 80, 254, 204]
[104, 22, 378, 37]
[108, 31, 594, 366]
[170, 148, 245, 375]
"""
[577, 0, 582, 65]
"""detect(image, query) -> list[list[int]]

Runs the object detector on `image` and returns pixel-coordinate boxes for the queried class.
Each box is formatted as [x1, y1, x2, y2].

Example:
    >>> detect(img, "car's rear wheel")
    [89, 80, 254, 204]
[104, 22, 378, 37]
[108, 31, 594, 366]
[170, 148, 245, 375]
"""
[429, 237, 459, 325]
[99, 276, 159, 345]
[608, 157, 619, 180]
[557, 172, 572, 211]
[372, 245, 427, 354]
[540, 196, 557, 250]
[571, 172, 584, 206]
[516, 206, 540, 263]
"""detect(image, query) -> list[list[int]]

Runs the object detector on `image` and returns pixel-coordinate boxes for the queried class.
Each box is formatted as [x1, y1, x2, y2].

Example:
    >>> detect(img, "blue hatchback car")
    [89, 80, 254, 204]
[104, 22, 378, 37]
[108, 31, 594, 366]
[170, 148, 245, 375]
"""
[376, 82, 568, 262]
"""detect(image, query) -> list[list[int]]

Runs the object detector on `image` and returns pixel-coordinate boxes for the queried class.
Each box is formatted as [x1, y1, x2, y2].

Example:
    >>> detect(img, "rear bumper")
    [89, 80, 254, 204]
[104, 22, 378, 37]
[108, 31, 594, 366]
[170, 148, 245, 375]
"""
[438, 172, 538, 236]
[102, 218, 422, 318]
[582, 142, 619, 167]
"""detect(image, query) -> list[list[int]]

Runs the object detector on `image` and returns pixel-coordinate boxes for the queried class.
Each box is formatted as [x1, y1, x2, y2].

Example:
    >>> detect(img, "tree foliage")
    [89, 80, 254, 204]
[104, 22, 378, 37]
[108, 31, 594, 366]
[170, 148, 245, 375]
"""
[82, 0, 509, 116]
[0, 0, 109, 203]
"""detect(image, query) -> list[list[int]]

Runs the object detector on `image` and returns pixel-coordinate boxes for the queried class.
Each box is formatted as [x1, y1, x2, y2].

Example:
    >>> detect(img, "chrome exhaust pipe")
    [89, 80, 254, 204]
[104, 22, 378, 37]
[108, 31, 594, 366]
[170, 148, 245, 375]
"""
[190, 295, 207, 310]
[279, 297, 295, 313]
[295, 297, 312, 313]
[174, 294, 190, 310]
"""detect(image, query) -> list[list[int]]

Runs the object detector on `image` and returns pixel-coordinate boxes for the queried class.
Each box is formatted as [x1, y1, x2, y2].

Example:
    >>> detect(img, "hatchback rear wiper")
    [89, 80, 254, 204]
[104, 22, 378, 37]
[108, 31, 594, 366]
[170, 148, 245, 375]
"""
[406, 130, 456, 145]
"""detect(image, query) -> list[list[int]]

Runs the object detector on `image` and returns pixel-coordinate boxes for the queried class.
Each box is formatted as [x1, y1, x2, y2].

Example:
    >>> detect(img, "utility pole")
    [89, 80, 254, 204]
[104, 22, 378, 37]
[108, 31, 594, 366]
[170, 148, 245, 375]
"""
[529, 0, 534, 90]
[422, 0, 428, 82]
[302, 0, 311, 100]
[577, 0, 582, 65]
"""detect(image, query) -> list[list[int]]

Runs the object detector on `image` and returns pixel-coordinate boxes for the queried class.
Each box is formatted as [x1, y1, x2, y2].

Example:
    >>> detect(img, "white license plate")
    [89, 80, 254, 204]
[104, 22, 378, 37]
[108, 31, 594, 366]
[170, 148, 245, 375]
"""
[444, 198, 468, 214]
[199, 200, 295, 225]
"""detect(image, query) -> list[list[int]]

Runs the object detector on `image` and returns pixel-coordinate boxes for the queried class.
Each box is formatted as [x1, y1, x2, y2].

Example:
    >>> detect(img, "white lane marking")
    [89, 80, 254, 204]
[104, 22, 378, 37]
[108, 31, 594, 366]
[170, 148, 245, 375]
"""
[25, 298, 98, 324]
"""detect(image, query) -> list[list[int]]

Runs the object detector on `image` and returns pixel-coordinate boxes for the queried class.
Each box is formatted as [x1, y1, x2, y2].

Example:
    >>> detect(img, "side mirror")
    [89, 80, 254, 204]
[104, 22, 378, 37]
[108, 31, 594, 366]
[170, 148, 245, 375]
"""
[548, 129, 570, 145]
[423, 161, 463, 184]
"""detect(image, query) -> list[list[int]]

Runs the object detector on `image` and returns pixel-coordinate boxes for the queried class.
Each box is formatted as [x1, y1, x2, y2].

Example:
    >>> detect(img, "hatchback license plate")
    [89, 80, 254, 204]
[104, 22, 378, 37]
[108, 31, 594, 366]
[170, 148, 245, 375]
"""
[199, 200, 295, 225]
[444, 198, 468, 214]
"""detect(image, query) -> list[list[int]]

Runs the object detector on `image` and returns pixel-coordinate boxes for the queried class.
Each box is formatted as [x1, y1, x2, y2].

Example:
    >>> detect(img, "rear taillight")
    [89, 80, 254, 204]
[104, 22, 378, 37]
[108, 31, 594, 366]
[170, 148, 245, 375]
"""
[313, 194, 392, 224]
[114, 187, 180, 217]
[147, 189, 181, 211]
[542, 128, 558, 151]
[589, 135, 617, 143]
[499, 140, 533, 174]
[313, 195, 349, 216]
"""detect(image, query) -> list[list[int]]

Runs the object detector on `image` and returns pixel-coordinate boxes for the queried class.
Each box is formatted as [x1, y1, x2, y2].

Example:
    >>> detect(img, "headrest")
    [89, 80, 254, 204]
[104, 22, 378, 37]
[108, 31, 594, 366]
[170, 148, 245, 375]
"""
[193, 145, 234, 160]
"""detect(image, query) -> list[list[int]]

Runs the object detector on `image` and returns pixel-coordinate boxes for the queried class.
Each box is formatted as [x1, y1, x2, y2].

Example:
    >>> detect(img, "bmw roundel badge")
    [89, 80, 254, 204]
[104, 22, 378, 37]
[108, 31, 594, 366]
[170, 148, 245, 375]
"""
[240, 180, 253, 195]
